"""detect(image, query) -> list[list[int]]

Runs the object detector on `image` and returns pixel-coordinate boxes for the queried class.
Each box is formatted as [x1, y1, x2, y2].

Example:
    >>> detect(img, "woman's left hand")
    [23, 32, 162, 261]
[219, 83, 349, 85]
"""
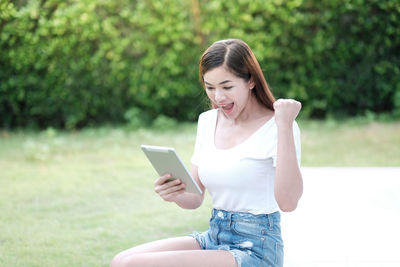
[273, 99, 302, 127]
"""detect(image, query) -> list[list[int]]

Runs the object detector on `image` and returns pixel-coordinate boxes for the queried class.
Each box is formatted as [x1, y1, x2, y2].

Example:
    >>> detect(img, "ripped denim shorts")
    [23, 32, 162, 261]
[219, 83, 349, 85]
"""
[190, 209, 283, 267]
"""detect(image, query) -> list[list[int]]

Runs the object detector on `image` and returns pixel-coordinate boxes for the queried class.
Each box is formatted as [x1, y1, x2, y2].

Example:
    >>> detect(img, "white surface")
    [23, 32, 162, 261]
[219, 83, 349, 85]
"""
[281, 167, 400, 267]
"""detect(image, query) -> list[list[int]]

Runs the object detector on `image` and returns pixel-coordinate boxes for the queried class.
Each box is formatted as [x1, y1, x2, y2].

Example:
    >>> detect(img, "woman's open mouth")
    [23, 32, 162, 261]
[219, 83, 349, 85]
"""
[221, 103, 234, 114]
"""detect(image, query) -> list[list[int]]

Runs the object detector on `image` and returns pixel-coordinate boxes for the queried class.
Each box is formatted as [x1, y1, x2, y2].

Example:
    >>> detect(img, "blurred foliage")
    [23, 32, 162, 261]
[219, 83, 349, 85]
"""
[0, 0, 399, 129]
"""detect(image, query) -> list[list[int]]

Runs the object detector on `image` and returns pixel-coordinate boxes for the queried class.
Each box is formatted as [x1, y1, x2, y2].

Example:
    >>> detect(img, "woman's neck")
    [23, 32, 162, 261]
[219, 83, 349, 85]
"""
[222, 95, 273, 126]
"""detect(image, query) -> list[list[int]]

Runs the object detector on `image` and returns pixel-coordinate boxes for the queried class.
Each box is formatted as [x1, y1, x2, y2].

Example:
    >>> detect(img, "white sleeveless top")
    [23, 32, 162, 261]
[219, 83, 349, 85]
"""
[191, 109, 301, 214]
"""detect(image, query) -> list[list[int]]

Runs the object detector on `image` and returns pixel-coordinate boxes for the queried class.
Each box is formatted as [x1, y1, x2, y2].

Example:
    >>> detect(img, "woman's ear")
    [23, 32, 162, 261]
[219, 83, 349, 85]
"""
[249, 79, 255, 90]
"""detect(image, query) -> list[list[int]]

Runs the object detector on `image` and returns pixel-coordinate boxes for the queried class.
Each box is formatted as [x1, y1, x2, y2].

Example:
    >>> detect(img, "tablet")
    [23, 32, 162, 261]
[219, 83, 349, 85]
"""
[140, 145, 203, 194]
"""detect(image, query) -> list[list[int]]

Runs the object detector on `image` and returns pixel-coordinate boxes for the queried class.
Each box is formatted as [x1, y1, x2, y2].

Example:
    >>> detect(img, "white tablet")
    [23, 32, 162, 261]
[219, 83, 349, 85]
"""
[140, 145, 203, 194]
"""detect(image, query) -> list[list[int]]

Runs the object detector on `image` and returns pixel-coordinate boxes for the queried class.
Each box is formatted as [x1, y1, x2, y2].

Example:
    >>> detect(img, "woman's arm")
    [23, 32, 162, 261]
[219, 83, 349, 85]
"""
[154, 165, 205, 209]
[273, 99, 303, 212]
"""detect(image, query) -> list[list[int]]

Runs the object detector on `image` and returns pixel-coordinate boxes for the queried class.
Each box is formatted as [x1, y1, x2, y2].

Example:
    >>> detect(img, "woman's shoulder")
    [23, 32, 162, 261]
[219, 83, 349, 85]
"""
[198, 108, 218, 121]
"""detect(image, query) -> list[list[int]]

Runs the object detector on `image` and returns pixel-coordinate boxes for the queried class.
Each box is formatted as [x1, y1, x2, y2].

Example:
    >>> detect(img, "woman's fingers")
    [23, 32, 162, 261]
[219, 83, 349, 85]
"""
[154, 175, 186, 202]
[154, 173, 172, 186]
[155, 179, 182, 194]
[155, 177, 180, 193]
[273, 98, 302, 126]
[159, 183, 186, 201]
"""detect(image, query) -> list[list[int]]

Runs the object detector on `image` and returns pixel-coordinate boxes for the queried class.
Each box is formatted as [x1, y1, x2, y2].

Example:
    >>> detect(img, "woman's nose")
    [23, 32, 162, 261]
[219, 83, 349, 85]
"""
[214, 88, 226, 102]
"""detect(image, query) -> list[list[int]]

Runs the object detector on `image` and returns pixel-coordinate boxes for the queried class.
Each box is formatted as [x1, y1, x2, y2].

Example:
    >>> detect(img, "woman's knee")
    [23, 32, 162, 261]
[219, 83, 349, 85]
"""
[110, 252, 130, 267]
[110, 253, 122, 267]
[110, 253, 145, 267]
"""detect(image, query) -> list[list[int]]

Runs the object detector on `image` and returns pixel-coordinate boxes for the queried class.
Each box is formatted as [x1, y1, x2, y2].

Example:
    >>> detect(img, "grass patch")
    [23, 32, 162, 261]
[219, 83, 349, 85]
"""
[0, 120, 399, 266]
[300, 119, 400, 166]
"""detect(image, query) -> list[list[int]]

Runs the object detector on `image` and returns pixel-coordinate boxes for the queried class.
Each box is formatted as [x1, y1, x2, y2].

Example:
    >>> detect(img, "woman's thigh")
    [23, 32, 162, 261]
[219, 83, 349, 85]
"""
[117, 249, 237, 267]
[113, 236, 200, 258]
[111, 236, 236, 267]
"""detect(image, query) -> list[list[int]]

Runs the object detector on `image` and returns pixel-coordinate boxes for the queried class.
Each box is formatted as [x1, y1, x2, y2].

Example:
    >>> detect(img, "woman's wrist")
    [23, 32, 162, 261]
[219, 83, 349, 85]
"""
[276, 121, 293, 133]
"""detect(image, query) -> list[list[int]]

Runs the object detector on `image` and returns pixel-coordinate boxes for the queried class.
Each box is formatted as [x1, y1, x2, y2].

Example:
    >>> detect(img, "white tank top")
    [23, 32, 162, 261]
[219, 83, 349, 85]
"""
[191, 109, 301, 214]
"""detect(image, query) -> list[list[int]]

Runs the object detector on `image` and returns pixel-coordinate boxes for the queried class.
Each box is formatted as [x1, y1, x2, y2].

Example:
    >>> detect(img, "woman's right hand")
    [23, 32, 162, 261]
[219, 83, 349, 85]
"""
[154, 174, 186, 202]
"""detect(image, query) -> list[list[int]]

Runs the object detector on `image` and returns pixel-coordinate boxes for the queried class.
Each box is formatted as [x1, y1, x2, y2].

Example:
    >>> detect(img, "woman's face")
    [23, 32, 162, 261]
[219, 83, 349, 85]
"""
[203, 66, 254, 120]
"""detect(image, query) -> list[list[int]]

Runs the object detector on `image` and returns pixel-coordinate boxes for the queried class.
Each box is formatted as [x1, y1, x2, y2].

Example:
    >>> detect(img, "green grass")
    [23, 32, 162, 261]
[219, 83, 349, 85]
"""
[300, 119, 400, 166]
[0, 120, 399, 266]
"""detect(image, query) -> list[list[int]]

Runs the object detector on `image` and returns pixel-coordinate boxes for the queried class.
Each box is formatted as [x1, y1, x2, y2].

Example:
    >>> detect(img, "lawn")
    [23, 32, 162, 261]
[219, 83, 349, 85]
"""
[0, 119, 399, 266]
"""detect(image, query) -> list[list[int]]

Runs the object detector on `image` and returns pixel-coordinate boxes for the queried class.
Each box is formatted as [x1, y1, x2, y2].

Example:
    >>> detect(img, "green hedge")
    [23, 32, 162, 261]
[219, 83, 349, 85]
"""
[1, 0, 399, 128]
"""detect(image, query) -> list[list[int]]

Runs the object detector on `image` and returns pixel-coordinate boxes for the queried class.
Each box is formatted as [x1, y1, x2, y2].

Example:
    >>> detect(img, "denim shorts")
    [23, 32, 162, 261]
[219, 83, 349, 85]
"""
[190, 209, 283, 267]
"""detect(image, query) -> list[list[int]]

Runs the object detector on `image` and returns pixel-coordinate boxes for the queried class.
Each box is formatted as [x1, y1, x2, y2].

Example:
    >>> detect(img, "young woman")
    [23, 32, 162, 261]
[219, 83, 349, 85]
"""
[111, 39, 302, 267]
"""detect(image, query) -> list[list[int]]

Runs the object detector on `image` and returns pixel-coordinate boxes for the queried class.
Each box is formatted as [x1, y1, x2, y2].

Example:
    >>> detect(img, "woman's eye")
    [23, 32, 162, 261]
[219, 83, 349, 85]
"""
[206, 87, 214, 90]
[224, 86, 233, 90]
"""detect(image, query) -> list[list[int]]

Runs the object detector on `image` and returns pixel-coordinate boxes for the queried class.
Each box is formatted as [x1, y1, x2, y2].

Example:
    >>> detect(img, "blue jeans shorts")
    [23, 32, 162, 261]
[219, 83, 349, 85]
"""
[190, 209, 284, 267]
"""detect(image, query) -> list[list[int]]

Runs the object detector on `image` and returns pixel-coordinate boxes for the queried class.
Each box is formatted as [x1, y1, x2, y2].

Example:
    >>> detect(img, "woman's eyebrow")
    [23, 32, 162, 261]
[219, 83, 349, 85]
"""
[204, 80, 233, 85]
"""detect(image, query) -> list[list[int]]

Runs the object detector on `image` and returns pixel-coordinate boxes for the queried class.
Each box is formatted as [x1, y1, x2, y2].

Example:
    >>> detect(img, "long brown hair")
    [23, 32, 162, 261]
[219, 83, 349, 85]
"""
[199, 39, 275, 110]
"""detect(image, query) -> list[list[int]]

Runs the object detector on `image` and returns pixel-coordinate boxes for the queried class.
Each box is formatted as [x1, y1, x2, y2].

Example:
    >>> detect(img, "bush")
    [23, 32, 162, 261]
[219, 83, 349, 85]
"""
[0, 0, 399, 129]
[0, 0, 205, 129]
